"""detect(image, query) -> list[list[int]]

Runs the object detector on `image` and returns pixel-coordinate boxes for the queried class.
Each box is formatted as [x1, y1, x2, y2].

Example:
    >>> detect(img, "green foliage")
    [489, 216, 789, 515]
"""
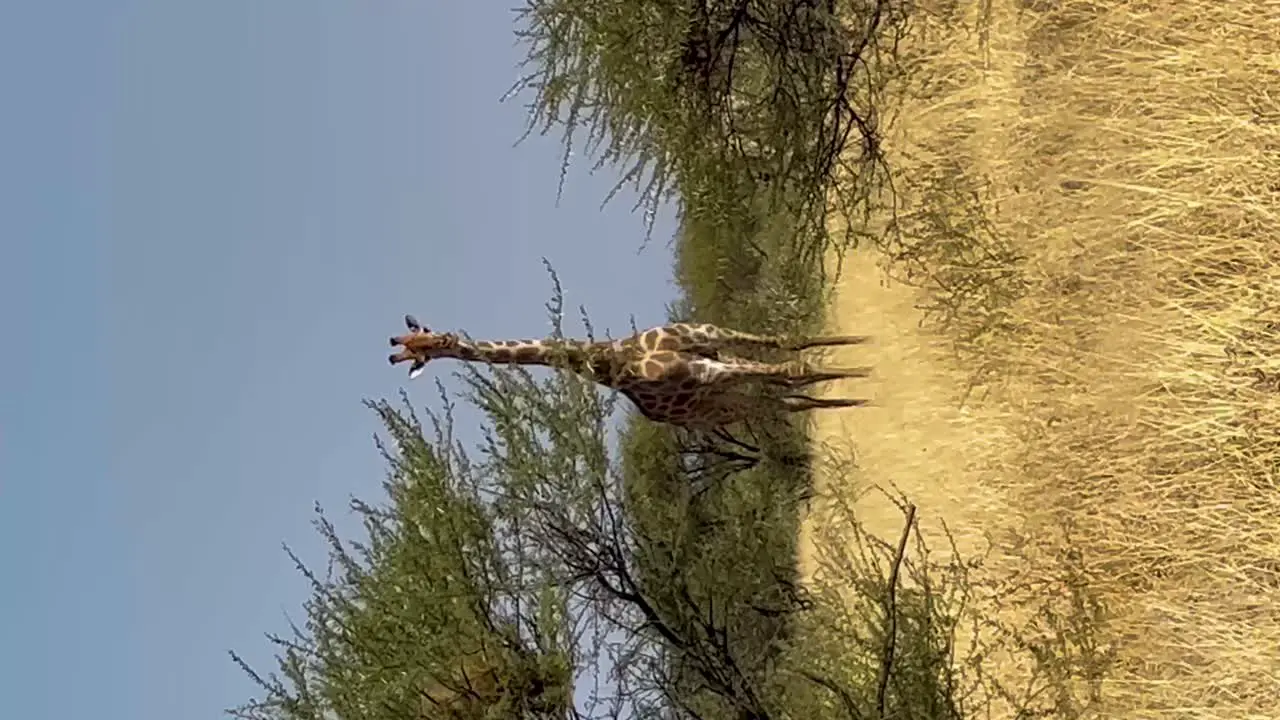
[229, 390, 578, 720]
[511, 0, 907, 256]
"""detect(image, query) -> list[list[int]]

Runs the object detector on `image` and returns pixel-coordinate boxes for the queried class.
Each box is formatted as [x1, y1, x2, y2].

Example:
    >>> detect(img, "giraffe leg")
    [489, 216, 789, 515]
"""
[781, 394, 871, 411]
[680, 387, 869, 431]
[690, 391, 871, 429]
[687, 356, 871, 387]
[777, 366, 874, 388]
[784, 334, 873, 351]
[674, 323, 871, 353]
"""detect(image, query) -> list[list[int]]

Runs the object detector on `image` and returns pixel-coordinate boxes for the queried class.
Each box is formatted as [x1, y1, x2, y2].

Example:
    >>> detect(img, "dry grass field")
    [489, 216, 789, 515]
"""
[801, 0, 1280, 717]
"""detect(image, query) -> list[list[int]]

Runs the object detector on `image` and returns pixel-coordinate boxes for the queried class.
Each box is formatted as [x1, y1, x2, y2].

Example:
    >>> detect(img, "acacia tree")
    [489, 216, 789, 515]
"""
[227, 383, 578, 719]
[511, 0, 908, 262]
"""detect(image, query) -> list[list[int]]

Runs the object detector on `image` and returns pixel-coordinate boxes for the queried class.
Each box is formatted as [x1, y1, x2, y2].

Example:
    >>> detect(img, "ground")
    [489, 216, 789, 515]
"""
[800, 0, 1280, 717]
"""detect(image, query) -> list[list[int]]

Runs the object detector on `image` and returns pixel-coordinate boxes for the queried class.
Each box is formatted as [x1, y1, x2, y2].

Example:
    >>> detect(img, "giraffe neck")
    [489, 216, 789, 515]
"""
[446, 338, 621, 379]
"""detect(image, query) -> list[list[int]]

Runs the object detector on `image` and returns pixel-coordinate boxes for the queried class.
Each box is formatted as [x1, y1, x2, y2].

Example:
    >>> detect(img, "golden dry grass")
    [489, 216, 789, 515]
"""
[800, 0, 1280, 717]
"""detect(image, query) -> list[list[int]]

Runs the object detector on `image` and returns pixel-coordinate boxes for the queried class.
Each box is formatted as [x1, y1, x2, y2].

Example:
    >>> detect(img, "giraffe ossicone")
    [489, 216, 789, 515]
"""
[388, 315, 873, 429]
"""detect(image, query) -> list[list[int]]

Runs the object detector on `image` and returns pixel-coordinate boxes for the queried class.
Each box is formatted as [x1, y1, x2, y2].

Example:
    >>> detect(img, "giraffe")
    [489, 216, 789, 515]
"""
[388, 314, 872, 430]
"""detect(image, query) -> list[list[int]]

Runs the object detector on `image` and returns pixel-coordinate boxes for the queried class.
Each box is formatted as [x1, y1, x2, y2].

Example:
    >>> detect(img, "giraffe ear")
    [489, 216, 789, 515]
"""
[408, 360, 426, 380]
[405, 314, 422, 332]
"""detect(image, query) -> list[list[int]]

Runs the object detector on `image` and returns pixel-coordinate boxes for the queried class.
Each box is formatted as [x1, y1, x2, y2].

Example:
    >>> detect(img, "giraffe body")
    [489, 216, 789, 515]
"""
[389, 316, 871, 429]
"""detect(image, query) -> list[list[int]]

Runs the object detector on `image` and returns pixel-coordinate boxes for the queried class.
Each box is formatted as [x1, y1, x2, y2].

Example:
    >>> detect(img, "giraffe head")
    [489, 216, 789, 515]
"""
[388, 314, 461, 379]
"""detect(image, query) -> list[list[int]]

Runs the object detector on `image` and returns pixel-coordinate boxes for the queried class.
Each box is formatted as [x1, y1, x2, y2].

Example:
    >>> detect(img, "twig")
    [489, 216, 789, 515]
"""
[876, 503, 916, 718]
[801, 670, 864, 720]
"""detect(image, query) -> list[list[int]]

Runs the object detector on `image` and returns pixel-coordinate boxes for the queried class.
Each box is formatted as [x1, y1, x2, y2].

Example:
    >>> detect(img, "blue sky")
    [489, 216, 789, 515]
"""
[0, 2, 676, 718]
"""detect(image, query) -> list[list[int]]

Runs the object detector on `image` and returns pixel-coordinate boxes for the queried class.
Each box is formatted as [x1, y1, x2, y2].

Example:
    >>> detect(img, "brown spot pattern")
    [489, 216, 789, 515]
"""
[655, 334, 681, 351]
[642, 360, 665, 379]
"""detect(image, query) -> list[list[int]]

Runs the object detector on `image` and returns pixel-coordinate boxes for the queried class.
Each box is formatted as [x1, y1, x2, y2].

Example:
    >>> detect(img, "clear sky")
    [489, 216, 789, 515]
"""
[0, 2, 676, 718]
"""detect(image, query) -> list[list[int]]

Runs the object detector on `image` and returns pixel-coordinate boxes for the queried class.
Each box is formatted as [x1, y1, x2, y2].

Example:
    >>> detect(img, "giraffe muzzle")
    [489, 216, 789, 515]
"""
[389, 348, 416, 365]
